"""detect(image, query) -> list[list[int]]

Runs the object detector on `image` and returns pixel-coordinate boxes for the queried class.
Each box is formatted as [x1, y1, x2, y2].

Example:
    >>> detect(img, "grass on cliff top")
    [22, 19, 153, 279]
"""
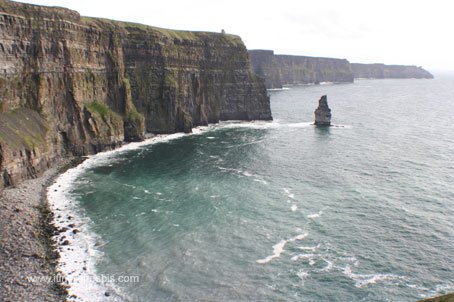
[2, 1, 242, 45]
[0, 0, 80, 22]
[81, 16, 242, 45]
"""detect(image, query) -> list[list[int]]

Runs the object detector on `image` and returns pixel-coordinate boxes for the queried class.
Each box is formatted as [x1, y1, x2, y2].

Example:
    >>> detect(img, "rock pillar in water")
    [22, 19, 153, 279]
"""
[314, 95, 331, 126]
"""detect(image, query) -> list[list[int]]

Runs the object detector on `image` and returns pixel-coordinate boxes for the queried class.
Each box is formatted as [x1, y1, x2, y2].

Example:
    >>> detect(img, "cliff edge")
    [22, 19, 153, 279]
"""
[0, 0, 271, 187]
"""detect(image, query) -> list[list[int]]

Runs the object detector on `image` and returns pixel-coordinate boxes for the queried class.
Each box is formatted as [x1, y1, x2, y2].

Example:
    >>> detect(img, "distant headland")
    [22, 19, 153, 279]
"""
[249, 49, 433, 89]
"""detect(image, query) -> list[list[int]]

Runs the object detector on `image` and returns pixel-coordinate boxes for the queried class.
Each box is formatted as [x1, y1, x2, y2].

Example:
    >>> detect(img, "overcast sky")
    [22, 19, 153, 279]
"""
[16, 0, 454, 71]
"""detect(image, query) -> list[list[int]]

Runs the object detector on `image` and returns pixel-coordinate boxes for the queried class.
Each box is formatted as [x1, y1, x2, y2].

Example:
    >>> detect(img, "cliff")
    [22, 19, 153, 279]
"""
[248, 50, 433, 88]
[0, 0, 271, 187]
[248, 50, 354, 89]
[351, 63, 434, 79]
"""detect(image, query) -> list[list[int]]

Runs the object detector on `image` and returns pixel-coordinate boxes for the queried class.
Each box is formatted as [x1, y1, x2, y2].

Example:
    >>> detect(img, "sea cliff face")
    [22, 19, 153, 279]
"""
[249, 50, 434, 89]
[351, 63, 434, 79]
[249, 49, 354, 89]
[0, 0, 271, 187]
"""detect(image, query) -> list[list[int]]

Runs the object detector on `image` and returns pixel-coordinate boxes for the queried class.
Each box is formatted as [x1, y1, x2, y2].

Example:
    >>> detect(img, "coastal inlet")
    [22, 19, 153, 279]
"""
[51, 77, 454, 301]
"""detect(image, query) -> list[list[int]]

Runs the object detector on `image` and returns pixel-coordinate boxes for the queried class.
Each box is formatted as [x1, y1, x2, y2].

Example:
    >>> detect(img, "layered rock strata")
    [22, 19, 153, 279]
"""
[0, 0, 271, 187]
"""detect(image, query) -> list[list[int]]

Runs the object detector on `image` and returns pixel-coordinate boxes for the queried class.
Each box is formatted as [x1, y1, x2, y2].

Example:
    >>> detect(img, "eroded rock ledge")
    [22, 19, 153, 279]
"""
[0, 0, 271, 187]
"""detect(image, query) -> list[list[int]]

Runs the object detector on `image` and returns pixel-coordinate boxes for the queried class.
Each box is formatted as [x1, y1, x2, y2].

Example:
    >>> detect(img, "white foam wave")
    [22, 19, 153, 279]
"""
[48, 167, 124, 301]
[253, 178, 268, 185]
[318, 259, 334, 272]
[217, 166, 268, 185]
[296, 270, 309, 282]
[298, 244, 321, 251]
[307, 210, 323, 218]
[256, 233, 308, 264]
[291, 253, 316, 261]
[216, 120, 314, 131]
[217, 166, 243, 174]
[289, 233, 309, 241]
[256, 240, 287, 264]
[47, 125, 221, 301]
[283, 188, 295, 199]
[267, 87, 291, 91]
[216, 120, 279, 130]
[342, 266, 405, 288]
[286, 122, 313, 128]
[291, 205, 298, 212]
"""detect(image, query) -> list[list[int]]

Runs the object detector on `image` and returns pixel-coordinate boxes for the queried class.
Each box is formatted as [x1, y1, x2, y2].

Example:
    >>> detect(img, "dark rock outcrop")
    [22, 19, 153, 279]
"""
[314, 95, 331, 126]
[351, 63, 434, 79]
[249, 50, 354, 89]
[0, 0, 271, 187]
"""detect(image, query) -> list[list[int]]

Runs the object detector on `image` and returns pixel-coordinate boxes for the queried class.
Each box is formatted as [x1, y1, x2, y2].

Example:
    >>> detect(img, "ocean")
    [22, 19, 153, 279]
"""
[48, 76, 454, 302]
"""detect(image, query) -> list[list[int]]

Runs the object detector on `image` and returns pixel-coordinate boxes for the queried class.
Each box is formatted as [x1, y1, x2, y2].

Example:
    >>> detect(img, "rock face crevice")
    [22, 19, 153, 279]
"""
[0, 0, 271, 187]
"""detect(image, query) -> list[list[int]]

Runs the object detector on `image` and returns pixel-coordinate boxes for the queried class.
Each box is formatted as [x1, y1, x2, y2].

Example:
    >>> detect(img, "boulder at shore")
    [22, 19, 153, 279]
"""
[314, 95, 332, 126]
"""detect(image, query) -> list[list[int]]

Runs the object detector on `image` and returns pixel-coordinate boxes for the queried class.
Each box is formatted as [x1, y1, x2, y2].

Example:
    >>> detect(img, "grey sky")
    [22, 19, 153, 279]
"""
[14, 0, 454, 70]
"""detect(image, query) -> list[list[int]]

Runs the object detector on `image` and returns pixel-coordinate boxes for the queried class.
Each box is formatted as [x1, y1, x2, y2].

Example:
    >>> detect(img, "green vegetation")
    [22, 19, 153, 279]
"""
[106, 50, 115, 62]
[165, 73, 178, 87]
[122, 78, 133, 105]
[126, 106, 144, 122]
[80, 16, 242, 45]
[86, 101, 121, 121]
[121, 77, 144, 122]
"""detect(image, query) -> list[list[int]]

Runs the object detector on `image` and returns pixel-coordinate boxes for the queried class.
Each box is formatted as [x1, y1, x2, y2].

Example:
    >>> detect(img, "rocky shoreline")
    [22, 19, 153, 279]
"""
[0, 159, 81, 301]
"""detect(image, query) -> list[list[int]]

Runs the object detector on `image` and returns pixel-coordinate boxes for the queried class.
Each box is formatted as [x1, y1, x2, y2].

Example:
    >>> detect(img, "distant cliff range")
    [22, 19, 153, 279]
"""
[351, 63, 434, 79]
[249, 50, 433, 89]
[248, 50, 353, 89]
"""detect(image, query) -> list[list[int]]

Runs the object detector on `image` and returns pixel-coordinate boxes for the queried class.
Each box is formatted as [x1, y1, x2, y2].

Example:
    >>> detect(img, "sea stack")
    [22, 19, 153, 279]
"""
[314, 95, 331, 126]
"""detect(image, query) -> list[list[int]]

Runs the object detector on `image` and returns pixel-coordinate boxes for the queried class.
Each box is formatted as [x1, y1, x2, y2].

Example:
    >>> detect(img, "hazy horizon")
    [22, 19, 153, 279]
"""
[9, 0, 454, 72]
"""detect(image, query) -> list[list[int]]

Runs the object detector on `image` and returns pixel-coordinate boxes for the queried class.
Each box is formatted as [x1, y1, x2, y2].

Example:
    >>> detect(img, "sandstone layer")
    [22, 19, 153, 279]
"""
[0, 0, 272, 187]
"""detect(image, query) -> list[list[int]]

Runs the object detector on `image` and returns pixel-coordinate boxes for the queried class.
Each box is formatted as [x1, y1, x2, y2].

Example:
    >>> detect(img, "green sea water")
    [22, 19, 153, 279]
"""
[61, 77, 454, 301]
